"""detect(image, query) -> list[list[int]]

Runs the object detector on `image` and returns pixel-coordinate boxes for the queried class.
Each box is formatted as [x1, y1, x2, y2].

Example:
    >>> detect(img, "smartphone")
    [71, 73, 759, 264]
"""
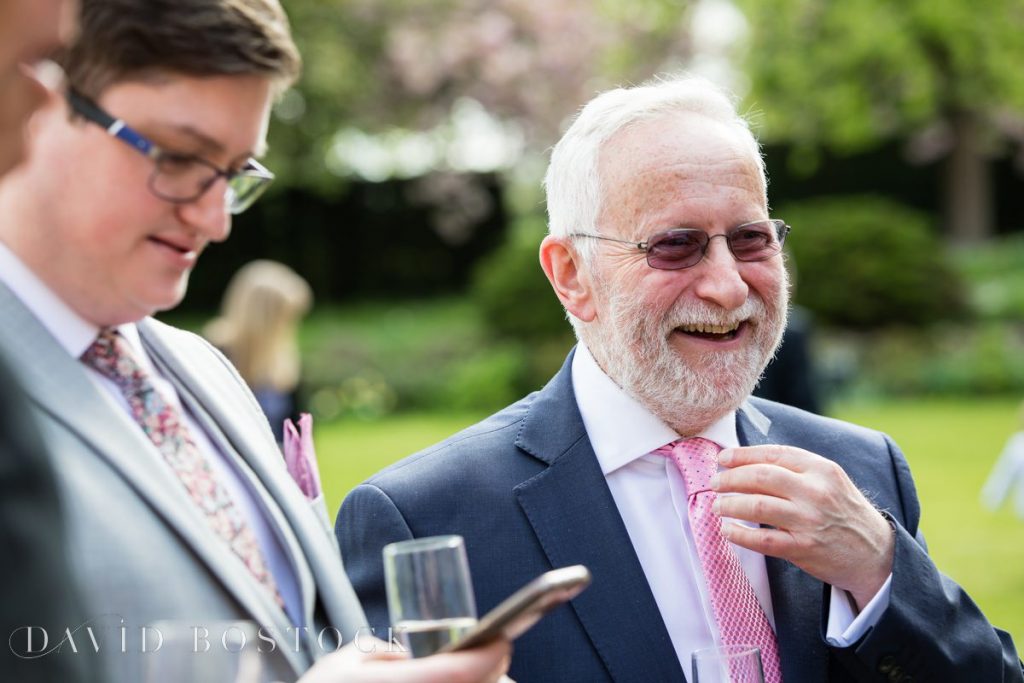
[437, 564, 592, 653]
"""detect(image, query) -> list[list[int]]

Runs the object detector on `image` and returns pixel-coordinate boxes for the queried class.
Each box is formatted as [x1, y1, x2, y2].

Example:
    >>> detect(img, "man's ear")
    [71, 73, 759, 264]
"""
[539, 235, 597, 323]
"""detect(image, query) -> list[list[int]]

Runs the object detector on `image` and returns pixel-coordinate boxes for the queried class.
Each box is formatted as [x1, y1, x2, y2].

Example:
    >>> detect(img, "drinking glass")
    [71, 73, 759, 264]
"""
[691, 644, 764, 683]
[383, 535, 478, 657]
[143, 620, 262, 683]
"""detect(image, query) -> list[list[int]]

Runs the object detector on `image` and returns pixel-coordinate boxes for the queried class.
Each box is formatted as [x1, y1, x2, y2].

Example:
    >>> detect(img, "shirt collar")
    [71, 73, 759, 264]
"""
[571, 343, 739, 476]
[0, 240, 143, 359]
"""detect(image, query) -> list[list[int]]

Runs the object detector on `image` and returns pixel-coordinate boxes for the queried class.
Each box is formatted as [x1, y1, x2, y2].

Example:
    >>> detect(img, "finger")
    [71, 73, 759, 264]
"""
[719, 445, 819, 472]
[720, 521, 796, 560]
[713, 492, 801, 529]
[362, 649, 410, 663]
[404, 638, 511, 683]
[713, 462, 804, 497]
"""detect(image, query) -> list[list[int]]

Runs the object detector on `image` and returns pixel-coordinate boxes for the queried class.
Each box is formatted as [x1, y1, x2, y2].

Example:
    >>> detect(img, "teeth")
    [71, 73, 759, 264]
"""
[679, 323, 739, 334]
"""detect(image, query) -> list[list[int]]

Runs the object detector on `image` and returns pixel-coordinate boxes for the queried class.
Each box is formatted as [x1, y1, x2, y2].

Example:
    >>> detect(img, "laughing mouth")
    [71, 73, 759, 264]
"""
[674, 321, 745, 341]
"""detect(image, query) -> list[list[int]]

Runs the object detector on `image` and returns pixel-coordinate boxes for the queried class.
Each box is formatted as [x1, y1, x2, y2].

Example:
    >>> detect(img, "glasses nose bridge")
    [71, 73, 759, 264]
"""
[190, 167, 235, 207]
[699, 232, 735, 263]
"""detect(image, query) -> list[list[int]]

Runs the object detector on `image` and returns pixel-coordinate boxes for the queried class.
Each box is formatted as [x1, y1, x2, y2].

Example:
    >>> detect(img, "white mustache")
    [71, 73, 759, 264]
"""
[664, 296, 766, 332]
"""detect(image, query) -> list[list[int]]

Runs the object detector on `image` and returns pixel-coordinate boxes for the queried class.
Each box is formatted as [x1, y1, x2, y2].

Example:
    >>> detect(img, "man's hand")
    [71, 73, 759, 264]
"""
[713, 445, 895, 610]
[297, 637, 512, 683]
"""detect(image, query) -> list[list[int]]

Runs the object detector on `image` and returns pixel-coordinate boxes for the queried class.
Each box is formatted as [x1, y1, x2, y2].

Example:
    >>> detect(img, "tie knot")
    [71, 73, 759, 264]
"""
[81, 328, 147, 394]
[654, 437, 722, 496]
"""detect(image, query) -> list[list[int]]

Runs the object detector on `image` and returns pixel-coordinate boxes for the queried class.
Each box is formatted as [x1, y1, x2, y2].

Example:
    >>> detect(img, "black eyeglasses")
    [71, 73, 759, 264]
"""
[571, 219, 790, 270]
[66, 90, 273, 215]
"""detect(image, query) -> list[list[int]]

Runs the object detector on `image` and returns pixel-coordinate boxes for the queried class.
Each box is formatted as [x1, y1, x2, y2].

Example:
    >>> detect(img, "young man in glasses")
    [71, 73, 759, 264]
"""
[338, 75, 1023, 682]
[0, 1, 509, 681]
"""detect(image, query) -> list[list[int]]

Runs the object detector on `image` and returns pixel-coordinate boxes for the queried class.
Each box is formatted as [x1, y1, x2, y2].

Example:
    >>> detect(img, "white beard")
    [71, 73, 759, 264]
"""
[582, 270, 789, 435]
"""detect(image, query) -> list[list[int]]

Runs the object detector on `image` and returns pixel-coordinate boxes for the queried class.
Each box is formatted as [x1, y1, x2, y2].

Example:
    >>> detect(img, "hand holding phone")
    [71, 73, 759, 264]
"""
[437, 565, 591, 653]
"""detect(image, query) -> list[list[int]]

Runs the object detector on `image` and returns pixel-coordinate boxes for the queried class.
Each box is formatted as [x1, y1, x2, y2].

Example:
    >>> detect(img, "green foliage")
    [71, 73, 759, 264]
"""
[838, 323, 1024, 397]
[953, 233, 1024, 320]
[270, 0, 695, 191]
[469, 214, 577, 393]
[737, 0, 1024, 150]
[293, 297, 569, 421]
[782, 195, 967, 328]
[297, 299, 490, 418]
[434, 344, 528, 412]
[470, 214, 569, 342]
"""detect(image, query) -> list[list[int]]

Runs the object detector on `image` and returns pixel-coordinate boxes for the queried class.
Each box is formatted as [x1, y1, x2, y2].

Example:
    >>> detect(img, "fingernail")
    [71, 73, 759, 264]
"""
[718, 449, 732, 465]
[709, 473, 720, 490]
[711, 498, 721, 515]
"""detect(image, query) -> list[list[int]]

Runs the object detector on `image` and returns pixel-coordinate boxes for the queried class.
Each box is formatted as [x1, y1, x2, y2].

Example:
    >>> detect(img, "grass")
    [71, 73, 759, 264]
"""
[314, 397, 1024, 650]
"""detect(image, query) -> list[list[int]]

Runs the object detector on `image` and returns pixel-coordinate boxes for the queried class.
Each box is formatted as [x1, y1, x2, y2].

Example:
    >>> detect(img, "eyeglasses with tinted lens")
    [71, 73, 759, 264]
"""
[570, 219, 790, 270]
[66, 90, 273, 215]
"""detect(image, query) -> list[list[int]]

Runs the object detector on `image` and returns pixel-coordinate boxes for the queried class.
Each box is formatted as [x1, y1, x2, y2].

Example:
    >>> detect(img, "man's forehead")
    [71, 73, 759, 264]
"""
[602, 112, 751, 172]
[97, 73, 272, 159]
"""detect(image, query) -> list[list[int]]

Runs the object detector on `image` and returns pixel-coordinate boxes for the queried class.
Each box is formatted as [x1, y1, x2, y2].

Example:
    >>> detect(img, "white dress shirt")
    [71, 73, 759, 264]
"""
[570, 343, 891, 669]
[0, 241, 304, 625]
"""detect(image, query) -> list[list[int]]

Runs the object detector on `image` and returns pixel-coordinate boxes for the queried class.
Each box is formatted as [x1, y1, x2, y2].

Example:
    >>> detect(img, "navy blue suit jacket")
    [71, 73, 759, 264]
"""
[337, 351, 1022, 682]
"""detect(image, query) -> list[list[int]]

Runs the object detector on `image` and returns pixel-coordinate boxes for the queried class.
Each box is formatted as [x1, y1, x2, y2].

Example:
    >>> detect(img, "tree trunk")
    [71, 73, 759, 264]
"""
[943, 110, 993, 244]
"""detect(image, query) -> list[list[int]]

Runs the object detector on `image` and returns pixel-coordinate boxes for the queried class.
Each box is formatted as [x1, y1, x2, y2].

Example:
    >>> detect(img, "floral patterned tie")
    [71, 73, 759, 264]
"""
[655, 437, 783, 683]
[81, 328, 284, 609]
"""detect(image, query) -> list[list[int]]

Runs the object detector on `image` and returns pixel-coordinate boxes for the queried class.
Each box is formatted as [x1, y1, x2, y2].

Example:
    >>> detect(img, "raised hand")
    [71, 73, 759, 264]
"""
[712, 445, 895, 610]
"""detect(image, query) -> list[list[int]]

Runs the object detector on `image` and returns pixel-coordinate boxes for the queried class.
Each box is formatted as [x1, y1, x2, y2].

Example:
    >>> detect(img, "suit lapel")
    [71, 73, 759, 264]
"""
[0, 286, 301, 650]
[513, 355, 684, 682]
[736, 402, 829, 682]
[139, 321, 367, 643]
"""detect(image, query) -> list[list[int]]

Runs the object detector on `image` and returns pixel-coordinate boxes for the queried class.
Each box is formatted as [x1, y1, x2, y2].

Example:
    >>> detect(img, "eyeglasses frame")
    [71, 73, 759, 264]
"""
[570, 219, 791, 270]
[65, 89, 273, 215]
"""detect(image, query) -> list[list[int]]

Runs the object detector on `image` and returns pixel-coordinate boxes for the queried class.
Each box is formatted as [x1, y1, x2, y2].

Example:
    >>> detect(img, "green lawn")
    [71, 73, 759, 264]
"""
[315, 398, 1024, 649]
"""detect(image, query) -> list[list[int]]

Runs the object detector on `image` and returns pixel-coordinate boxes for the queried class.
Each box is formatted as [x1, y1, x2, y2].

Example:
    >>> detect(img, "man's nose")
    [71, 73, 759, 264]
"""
[691, 237, 749, 310]
[175, 177, 232, 243]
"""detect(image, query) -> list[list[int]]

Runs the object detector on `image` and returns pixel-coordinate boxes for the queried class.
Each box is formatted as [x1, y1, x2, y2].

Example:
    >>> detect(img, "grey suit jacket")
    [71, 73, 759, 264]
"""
[0, 283, 366, 682]
[0, 352, 96, 682]
[338, 349, 1023, 682]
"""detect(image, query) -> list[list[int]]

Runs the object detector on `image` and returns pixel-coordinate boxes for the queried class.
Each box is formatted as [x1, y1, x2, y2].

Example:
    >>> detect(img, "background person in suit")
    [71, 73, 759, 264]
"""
[0, 0, 509, 681]
[337, 75, 1023, 682]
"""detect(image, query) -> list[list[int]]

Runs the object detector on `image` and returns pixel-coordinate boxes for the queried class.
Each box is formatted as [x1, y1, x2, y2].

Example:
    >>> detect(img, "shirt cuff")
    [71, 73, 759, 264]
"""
[824, 574, 893, 647]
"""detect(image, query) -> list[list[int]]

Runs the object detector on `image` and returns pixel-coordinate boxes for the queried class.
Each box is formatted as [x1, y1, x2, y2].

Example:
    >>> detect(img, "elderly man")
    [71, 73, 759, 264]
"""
[337, 75, 1023, 682]
[0, 0, 509, 681]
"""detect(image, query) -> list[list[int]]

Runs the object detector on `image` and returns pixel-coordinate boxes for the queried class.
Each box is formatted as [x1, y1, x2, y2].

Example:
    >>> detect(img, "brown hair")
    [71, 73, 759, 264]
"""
[59, 0, 301, 98]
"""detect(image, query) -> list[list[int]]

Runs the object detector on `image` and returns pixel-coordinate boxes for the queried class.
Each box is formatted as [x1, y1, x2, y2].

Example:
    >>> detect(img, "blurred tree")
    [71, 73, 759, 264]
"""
[737, 0, 1024, 243]
[270, 0, 695, 192]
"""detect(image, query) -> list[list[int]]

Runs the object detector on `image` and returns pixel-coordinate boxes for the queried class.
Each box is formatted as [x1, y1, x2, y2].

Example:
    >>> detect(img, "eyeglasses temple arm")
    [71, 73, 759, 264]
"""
[66, 90, 157, 158]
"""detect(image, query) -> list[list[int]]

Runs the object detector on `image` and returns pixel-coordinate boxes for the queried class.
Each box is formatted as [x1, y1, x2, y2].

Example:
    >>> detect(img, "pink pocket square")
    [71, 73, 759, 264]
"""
[283, 412, 323, 501]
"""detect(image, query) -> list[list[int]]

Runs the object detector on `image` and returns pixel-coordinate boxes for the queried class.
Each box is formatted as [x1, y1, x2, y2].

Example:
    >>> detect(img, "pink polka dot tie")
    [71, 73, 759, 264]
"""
[81, 329, 284, 610]
[655, 437, 783, 683]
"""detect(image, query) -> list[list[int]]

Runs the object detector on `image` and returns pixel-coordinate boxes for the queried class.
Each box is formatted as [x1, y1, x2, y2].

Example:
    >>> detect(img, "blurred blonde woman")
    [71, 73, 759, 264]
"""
[205, 260, 313, 442]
